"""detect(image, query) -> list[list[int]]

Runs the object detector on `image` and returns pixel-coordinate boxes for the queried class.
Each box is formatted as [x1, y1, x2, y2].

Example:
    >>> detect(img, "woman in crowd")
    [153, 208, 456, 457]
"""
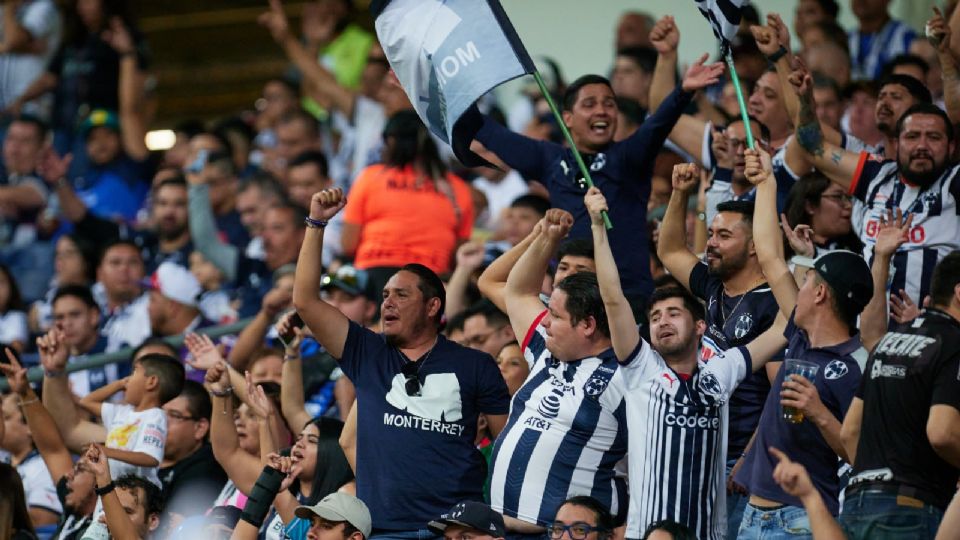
[0, 265, 28, 352]
[781, 171, 862, 257]
[29, 233, 97, 334]
[0, 463, 38, 540]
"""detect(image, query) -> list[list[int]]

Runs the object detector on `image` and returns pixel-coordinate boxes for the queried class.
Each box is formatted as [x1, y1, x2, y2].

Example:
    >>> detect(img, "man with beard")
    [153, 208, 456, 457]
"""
[293, 188, 509, 538]
[658, 166, 784, 537]
[0, 350, 97, 539]
[792, 66, 960, 305]
[587, 184, 786, 540]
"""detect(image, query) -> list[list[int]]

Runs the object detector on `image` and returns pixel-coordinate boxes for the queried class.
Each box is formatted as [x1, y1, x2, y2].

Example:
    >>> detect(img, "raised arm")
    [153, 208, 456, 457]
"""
[104, 17, 149, 162]
[187, 177, 239, 283]
[446, 241, 485, 319]
[504, 210, 572, 343]
[788, 68, 863, 190]
[840, 397, 864, 466]
[244, 372, 283, 464]
[586, 187, 639, 360]
[293, 188, 350, 359]
[227, 286, 291, 372]
[477, 225, 540, 314]
[744, 148, 797, 318]
[78, 377, 127, 418]
[769, 448, 848, 540]
[339, 401, 357, 473]
[259, 0, 357, 118]
[87, 444, 144, 540]
[0, 351, 73, 481]
[656, 163, 701, 291]
[38, 329, 107, 453]
[860, 209, 913, 351]
[277, 315, 313, 433]
[928, 8, 960, 125]
[189, 336, 261, 495]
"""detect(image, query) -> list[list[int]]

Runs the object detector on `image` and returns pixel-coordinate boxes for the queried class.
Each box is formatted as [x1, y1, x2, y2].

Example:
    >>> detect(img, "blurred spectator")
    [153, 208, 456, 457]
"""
[804, 41, 851, 88]
[849, 0, 916, 80]
[52, 284, 115, 397]
[793, 0, 839, 41]
[461, 300, 515, 359]
[0, 0, 62, 120]
[493, 342, 528, 397]
[235, 172, 285, 261]
[342, 110, 475, 292]
[287, 150, 336, 264]
[0, 264, 27, 351]
[0, 463, 37, 540]
[470, 167, 530, 232]
[186, 147, 249, 250]
[269, 109, 322, 180]
[145, 261, 212, 350]
[615, 11, 654, 50]
[302, 0, 374, 91]
[29, 233, 97, 333]
[842, 81, 882, 150]
[811, 76, 844, 132]
[612, 47, 657, 112]
[94, 240, 150, 352]
[190, 251, 236, 326]
[252, 78, 299, 166]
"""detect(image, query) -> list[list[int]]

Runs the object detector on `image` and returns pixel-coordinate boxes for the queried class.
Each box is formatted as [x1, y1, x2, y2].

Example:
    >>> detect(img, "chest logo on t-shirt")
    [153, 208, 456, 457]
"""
[589, 153, 607, 172]
[385, 373, 463, 423]
[733, 313, 754, 340]
[698, 373, 724, 397]
[106, 420, 141, 448]
[824, 360, 849, 380]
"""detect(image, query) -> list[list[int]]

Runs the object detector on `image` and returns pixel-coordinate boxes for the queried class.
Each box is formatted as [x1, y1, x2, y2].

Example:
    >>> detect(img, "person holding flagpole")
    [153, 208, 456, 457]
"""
[471, 59, 723, 317]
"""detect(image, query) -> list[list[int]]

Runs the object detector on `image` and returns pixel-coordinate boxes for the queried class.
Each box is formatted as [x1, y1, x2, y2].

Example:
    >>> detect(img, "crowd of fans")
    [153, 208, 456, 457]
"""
[1, 0, 960, 539]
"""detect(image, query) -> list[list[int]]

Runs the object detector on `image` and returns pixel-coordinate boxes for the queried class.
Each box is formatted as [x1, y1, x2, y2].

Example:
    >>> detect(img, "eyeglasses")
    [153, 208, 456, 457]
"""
[547, 522, 603, 540]
[165, 410, 197, 422]
[401, 361, 422, 397]
[821, 193, 854, 204]
[464, 326, 506, 347]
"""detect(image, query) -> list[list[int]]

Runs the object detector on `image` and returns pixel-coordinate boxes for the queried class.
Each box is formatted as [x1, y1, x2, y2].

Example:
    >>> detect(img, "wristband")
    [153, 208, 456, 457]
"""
[304, 216, 328, 229]
[766, 46, 788, 63]
[283, 353, 300, 362]
[210, 386, 234, 397]
[44, 368, 64, 378]
[240, 466, 285, 528]
[95, 482, 116, 496]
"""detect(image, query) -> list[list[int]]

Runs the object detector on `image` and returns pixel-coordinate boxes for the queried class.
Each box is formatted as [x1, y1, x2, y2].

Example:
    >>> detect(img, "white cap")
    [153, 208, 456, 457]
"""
[147, 262, 202, 307]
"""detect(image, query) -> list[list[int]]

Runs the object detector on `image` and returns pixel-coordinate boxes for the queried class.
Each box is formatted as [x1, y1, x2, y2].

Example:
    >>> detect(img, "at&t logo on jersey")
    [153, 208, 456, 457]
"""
[537, 390, 562, 419]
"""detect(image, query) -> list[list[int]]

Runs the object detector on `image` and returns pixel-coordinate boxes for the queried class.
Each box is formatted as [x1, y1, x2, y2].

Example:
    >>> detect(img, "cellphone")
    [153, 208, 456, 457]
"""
[185, 148, 209, 174]
[279, 312, 304, 348]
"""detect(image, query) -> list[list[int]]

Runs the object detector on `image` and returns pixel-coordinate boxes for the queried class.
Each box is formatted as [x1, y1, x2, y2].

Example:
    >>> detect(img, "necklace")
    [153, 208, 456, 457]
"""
[720, 278, 766, 329]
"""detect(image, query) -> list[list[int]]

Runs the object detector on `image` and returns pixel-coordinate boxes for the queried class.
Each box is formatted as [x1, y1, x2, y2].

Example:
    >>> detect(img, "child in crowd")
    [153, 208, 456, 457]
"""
[189, 250, 238, 325]
[75, 353, 185, 487]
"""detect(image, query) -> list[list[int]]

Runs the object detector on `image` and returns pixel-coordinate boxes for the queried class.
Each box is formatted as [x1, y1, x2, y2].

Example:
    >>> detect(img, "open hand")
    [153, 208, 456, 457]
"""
[780, 214, 816, 258]
[874, 208, 913, 258]
[245, 371, 275, 419]
[258, 0, 292, 43]
[309, 188, 347, 222]
[584, 187, 609, 227]
[681, 53, 724, 93]
[185, 333, 224, 371]
[101, 17, 135, 55]
[711, 127, 734, 170]
[649, 16, 679, 55]
[890, 290, 924, 324]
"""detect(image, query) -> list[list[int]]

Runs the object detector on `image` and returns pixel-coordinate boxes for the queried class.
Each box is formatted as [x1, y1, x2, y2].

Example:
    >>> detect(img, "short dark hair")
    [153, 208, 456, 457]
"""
[11, 114, 48, 141]
[554, 272, 609, 338]
[0, 264, 25, 312]
[641, 520, 696, 540]
[134, 353, 185, 404]
[278, 109, 320, 139]
[930, 251, 960, 308]
[153, 175, 187, 196]
[131, 337, 179, 360]
[882, 54, 930, 80]
[616, 46, 658, 74]
[98, 239, 143, 269]
[178, 380, 212, 422]
[812, 74, 841, 101]
[115, 474, 163, 518]
[289, 150, 330, 178]
[269, 202, 309, 230]
[444, 310, 468, 336]
[809, 20, 849, 53]
[728, 115, 772, 144]
[400, 263, 446, 326]
[880, 74, 933, 105]
[715, 200, 755, 227]
[239, 172, 286, 202]
[812, 273, 859, 331]
[648, 286, 706, 322]
[558, 238, 594, 261]
[559, 496, 615, 540]
[563, 75, 613, 111]
[616, 97, 644, 126]
[510, 194, 550, 217]
[53, 284, 98, 310]
[265, 76, 300, 98]
[464, 299, 509, 328]
[896, 102, 955, 144]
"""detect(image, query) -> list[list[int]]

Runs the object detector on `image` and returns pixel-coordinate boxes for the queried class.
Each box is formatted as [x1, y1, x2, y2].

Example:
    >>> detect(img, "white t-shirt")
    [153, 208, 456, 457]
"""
[0, 0, 61, 116]
[0, 310, 28, 345]
[19, 449, 62, 515]
[101, 402, 166, 487]
[472, 170, 529, 231]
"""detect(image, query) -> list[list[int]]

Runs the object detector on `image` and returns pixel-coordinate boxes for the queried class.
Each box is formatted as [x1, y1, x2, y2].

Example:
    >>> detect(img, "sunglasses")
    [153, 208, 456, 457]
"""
[401, 361, 422, 397]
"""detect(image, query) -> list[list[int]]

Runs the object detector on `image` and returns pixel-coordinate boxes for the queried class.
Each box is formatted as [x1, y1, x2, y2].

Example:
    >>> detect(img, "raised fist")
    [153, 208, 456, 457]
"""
[649, 16, 679, 55]
[309, 188, 346, 222]
[583, 187, 609, 226]
[542, 209, 574, 240]
[37, 328, 69, 374]
[750, 25, 780, 56]
[671, 163, 701, 193]
[743, 148, 772, 185]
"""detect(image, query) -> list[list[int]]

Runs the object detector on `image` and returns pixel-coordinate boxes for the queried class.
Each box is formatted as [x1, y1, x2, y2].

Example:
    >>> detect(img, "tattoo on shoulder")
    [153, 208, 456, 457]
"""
[831, 151, 842, 164]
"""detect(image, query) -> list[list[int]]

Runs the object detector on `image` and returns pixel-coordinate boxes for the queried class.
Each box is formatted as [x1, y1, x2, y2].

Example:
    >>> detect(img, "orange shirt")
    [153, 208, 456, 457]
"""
[343, 164, 474, 274]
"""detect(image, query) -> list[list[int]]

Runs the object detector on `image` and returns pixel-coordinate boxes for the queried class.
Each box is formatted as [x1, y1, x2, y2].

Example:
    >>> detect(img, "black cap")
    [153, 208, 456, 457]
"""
[428, 502, 505, 537]
[794, 250, 873, 314]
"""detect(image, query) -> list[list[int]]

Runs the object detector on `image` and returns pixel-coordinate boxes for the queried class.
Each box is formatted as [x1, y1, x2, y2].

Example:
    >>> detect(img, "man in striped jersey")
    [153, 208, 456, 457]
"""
[791, 64, 960, 307]
[489, 208, 629, 539]
[590, 172, 787, 539]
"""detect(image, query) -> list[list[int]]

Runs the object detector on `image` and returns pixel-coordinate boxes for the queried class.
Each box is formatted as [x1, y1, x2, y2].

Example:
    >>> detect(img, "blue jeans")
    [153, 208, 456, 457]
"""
[726, 459, 749, 540]
[737, 504, 811, 539]
[839, 489, 943, 539]
[370, 529, 441, 540]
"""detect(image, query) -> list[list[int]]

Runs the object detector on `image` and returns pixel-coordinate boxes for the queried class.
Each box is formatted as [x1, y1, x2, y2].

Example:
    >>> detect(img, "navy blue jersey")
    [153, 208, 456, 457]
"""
[475, 87, 694, 299]
[688, 263, 780, 457]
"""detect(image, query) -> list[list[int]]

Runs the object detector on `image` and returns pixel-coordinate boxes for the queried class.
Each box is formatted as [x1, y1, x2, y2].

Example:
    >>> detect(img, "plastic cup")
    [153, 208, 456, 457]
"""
[781, 359, 819, 424]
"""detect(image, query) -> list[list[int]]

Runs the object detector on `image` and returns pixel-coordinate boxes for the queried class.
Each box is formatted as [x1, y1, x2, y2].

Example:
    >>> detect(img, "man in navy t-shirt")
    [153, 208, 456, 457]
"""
[472, 58, 723, 309]
[293, 188, 510, 539]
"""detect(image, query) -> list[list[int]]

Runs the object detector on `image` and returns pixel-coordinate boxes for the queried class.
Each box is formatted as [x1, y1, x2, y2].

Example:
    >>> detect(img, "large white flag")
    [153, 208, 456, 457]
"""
[373, 0, 535, 166]
[695, 0, 748, 52]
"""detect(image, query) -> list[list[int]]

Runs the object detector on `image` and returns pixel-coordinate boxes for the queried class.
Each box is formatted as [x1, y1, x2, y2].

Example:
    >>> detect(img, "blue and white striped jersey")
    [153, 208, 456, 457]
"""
[850, 153, 960, 304]
[621, 340, 751, 540]
[489, 317, 628, 527]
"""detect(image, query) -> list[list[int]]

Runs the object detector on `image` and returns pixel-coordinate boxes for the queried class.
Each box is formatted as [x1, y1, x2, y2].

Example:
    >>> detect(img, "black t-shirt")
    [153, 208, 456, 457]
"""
[158, 443, 228, 528]
[853, 308, 960, 509]
[688, 263, 781, 457]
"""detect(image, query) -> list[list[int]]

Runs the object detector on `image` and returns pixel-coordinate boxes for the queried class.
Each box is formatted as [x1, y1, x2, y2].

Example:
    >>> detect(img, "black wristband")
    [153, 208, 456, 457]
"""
[766, 46, 788, 63]
[95, 482, 116, 496]
[240, 466, 285, 527]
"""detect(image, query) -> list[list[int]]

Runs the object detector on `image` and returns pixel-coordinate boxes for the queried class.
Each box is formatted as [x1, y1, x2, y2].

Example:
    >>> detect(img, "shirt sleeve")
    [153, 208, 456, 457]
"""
[619, 87, 694, 175]
[130, 409, 167, 464]
[474, 113, 554, 180]
[687, 262, 712, 301]
[706, 346, 752, 394]
[931, 353, 960, 409]
[100, 402, 118, 426]
[451, 175, 475, 240]
[848, 152, 886, 201]
[24, 460, 63, 514]
[474, 352, 510, 415]
[338, 321, 386, 385]
[821, 363, 862, 419]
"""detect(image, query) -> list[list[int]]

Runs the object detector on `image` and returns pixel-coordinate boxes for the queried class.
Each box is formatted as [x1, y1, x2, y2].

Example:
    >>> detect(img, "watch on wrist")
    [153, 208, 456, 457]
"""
[766, 46, 788, 63]
[95, 482, 116, 496]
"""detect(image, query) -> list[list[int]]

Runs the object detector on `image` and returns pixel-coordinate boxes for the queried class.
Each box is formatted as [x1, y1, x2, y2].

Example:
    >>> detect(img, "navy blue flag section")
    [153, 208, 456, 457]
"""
[372, 0, 535, 167]
[695, 0, 748, 53]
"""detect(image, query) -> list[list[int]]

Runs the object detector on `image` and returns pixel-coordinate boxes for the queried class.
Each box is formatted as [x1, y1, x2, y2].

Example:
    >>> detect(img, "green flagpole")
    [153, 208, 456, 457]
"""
[531, 70, 613, 229]
[724, 51, 755, 150]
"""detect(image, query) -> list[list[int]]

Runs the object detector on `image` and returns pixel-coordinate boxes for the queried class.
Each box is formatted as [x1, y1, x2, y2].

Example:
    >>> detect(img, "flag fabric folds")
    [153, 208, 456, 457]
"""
[372, 0, 535, 167]
[694, 0, 748, 52]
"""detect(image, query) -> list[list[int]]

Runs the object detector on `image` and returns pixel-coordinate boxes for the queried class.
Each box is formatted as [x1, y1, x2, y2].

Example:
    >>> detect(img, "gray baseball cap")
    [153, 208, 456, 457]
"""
[294, 492, 372, 538]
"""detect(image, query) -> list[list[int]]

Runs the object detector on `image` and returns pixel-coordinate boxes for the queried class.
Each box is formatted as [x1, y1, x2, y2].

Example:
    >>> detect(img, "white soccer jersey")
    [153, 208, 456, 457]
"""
[489, 323, 628, 527]
[19, 450, 62, 515]
[621, 340, 750, 540]
[850, 154, 960, 304]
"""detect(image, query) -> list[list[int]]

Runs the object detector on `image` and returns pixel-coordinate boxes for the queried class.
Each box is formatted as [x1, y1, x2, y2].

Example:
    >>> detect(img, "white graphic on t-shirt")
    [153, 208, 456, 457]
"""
[733, 313, 754, 339]
[824, 360, 849, 380]
[386, 373, 463, 422]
